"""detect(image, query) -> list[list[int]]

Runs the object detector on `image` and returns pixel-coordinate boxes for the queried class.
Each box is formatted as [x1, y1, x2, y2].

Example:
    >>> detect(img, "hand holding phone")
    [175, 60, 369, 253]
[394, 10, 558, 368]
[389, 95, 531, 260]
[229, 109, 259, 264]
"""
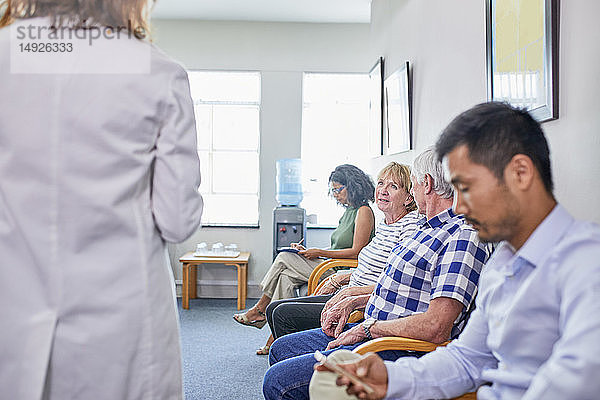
[314, 350, 375, 394]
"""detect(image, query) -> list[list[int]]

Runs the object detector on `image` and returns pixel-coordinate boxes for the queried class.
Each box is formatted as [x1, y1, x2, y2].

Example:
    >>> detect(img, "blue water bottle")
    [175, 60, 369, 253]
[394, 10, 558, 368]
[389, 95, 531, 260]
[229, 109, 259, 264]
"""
[276, 159, 303, 206]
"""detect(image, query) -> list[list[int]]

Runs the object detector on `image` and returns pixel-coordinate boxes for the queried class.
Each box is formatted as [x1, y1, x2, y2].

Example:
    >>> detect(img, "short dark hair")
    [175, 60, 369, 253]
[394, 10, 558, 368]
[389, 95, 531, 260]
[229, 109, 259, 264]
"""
[436, 102, 553, 193]
[329, 164, 375, 208]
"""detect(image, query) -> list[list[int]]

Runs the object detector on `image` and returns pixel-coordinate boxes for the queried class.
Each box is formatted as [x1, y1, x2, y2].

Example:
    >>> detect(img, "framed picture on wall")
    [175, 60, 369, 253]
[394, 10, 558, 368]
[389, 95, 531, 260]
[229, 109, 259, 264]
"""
[486, 0, 559, 122]
[384, 61, 412, 155]
[368, 57, 384, 156]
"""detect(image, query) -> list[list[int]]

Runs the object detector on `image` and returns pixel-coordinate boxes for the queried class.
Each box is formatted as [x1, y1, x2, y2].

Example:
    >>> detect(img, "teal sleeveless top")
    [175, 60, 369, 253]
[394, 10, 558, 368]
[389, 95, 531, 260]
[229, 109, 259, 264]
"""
[330, 205, 375, 249]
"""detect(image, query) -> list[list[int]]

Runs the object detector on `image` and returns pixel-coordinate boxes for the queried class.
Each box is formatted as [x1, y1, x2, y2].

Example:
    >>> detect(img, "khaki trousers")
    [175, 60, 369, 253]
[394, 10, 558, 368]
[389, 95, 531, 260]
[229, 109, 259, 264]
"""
[260, 252, 324, 301]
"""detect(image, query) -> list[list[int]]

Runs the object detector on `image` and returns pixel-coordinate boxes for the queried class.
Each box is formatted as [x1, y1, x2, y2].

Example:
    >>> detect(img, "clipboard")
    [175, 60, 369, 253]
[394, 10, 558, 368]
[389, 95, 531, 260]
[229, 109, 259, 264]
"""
[277, 247, 299, 254]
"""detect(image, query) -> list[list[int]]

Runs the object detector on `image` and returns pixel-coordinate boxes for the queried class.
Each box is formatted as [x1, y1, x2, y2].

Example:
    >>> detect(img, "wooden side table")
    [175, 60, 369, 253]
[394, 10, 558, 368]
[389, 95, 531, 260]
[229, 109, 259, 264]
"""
[179, 251, 250, 310]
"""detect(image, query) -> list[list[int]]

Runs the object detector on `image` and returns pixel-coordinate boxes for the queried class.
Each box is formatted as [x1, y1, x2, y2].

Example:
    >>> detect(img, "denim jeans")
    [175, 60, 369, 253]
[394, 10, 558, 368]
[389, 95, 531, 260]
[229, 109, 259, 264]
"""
[262, 326, 419, 400]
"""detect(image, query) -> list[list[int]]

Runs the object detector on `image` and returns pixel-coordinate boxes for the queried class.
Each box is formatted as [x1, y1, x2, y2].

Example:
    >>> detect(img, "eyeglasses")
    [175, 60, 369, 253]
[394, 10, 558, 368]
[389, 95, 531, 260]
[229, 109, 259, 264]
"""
[330, 185, 346, 195]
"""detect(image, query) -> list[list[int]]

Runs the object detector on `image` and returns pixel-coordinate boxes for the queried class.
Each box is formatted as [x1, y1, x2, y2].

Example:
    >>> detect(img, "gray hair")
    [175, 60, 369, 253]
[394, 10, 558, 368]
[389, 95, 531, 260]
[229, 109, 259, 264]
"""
[412, 147, 453, 199]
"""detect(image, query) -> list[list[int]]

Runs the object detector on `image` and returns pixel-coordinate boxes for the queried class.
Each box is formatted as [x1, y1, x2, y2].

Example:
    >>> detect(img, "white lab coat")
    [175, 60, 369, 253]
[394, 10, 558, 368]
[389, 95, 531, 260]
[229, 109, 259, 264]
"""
[0, 18, 203, 399]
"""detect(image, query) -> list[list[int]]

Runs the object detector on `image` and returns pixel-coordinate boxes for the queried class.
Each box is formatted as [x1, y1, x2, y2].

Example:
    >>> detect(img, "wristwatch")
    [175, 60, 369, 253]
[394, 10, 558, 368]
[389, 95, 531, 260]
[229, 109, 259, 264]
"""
[362, 318, 377, 340]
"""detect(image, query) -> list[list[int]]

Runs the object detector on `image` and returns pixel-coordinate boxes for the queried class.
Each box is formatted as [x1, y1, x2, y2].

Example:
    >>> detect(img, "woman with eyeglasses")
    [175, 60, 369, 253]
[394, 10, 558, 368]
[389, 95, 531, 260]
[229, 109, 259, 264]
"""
[234, 164, 376, 354]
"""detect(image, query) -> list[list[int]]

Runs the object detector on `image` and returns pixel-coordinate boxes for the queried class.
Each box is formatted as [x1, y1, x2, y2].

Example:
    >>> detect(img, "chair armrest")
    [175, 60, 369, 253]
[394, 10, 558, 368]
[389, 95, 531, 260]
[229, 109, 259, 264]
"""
[347, 310, 364, 323]
[312, 276, 335, 297]
[353, 337, 450, 354]
[307, 259, 358, 295]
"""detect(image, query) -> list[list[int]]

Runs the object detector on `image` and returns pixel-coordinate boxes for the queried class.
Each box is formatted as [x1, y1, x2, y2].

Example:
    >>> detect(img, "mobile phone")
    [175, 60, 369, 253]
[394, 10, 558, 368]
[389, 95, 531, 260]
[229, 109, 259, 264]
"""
[314, 350, 375, 394]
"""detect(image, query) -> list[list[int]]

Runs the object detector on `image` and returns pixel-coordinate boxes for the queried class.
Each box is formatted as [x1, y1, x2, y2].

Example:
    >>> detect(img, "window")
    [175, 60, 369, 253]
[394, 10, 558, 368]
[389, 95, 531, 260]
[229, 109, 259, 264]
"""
[188, 71, 261, 226]
[301, 73, 372, 227]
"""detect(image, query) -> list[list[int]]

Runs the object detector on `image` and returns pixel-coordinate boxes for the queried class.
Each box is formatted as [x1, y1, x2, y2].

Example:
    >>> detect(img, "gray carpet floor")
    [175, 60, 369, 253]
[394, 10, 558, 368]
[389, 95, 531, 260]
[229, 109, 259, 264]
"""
[178, 298, 271, 400]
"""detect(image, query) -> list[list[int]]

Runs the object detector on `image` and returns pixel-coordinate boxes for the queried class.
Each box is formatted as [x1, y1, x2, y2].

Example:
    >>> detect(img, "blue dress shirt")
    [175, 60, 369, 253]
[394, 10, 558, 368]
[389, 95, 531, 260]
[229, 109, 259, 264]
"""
[385, 205, 600, 399]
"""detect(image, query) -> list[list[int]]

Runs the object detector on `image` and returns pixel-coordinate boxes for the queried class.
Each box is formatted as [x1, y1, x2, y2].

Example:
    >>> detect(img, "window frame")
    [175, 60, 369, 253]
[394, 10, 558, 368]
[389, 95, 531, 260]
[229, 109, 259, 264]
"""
[188, 70, 262, 228]
[300, 71, 372, 229]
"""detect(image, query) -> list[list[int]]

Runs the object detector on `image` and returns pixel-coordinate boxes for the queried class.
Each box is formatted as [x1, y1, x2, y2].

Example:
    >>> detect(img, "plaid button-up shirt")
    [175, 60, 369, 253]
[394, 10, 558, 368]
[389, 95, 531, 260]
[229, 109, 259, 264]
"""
[365, 208, 490, 339]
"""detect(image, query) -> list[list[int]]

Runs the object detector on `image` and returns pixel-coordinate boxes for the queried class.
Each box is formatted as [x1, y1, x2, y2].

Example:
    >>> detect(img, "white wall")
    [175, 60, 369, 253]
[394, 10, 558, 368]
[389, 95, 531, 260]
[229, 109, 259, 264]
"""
[155, 2, 600, 299]
[369, 0, 600, 224]
[152, 20, 371, 298]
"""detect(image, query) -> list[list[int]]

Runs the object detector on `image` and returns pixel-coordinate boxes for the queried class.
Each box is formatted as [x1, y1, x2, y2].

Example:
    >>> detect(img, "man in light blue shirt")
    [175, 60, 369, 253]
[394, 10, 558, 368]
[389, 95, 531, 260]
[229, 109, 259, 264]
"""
[312, 102, 600, 399]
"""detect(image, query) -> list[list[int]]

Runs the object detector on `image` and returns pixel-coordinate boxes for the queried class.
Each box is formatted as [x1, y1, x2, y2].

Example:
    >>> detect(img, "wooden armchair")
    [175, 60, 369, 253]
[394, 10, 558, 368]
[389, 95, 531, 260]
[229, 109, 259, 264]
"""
[353, 337, 476, 400]
[307, 259, 358, 295]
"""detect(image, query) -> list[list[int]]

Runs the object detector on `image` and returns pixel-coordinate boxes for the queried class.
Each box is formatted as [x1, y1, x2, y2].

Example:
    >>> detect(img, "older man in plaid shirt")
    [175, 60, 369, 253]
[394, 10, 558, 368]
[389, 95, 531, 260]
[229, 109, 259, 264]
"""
[262, 148, 491, 400]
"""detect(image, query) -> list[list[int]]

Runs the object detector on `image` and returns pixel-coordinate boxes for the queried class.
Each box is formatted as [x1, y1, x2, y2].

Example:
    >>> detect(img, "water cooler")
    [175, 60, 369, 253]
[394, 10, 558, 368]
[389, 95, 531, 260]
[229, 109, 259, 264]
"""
[273, 159, 307, 259]
[273, 207, 307, 259]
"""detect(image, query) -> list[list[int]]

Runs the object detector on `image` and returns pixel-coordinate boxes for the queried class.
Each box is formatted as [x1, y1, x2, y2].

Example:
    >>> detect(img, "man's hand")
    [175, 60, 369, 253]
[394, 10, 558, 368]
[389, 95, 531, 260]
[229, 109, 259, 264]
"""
[322, 285, 373, 316]
[321, 296, 357, 337]
[326, 324, 366, 350]
[314, 352, 388, 400]
[322, 286, 354, 315]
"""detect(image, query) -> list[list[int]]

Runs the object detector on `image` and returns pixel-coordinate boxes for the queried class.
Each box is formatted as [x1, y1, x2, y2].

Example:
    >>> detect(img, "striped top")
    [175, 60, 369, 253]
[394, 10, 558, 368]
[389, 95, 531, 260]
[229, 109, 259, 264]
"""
[348, 210, 420, 287]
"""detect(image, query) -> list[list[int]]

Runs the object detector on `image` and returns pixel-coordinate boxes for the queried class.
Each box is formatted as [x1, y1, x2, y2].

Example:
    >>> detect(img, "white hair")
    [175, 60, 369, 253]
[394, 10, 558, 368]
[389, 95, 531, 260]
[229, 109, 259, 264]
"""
[412, 147, 453, 199]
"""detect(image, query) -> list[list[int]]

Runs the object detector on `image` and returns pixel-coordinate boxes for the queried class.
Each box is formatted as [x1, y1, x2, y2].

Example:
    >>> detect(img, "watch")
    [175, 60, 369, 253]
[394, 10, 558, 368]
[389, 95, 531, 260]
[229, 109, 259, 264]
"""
[362, 318, 377, 340]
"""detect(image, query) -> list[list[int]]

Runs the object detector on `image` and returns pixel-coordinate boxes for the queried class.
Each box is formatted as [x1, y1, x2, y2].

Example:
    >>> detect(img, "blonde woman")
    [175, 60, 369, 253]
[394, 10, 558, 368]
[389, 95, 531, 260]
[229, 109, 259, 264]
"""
[265, 163, 419, 342]
[0, 2, 202, 399]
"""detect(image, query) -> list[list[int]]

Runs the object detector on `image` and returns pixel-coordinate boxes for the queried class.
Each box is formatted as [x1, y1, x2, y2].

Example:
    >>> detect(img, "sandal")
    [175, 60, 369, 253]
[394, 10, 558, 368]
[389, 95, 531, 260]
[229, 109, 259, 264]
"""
[233, 308, 267, 329]
[256, 345, 270, 355]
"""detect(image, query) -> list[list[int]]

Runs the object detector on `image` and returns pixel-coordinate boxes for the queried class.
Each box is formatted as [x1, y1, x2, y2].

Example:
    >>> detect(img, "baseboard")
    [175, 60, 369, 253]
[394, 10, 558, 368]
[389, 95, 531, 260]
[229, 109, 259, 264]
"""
[175, 280, 262, 300]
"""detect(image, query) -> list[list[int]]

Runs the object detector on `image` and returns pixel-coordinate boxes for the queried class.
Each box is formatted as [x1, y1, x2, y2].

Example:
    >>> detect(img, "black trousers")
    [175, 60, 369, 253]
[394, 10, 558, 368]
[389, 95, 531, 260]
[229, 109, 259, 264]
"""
[266, 294, 334, 339]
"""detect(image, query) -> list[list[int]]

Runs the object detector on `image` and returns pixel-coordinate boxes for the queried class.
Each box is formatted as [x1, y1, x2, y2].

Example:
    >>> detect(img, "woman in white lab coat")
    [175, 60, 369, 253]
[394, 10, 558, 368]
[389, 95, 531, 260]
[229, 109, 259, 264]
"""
[0, 2, 203, 399]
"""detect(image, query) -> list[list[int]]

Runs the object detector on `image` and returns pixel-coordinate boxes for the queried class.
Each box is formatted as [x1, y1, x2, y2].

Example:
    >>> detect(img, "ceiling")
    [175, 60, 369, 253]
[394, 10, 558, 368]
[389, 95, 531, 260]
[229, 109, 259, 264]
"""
[151, 0, 371, 23]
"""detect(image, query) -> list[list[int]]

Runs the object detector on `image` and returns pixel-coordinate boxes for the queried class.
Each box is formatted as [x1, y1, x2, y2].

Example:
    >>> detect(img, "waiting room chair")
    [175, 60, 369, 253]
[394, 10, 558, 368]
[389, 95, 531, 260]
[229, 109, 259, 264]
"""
[307, 259, 358, 295]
